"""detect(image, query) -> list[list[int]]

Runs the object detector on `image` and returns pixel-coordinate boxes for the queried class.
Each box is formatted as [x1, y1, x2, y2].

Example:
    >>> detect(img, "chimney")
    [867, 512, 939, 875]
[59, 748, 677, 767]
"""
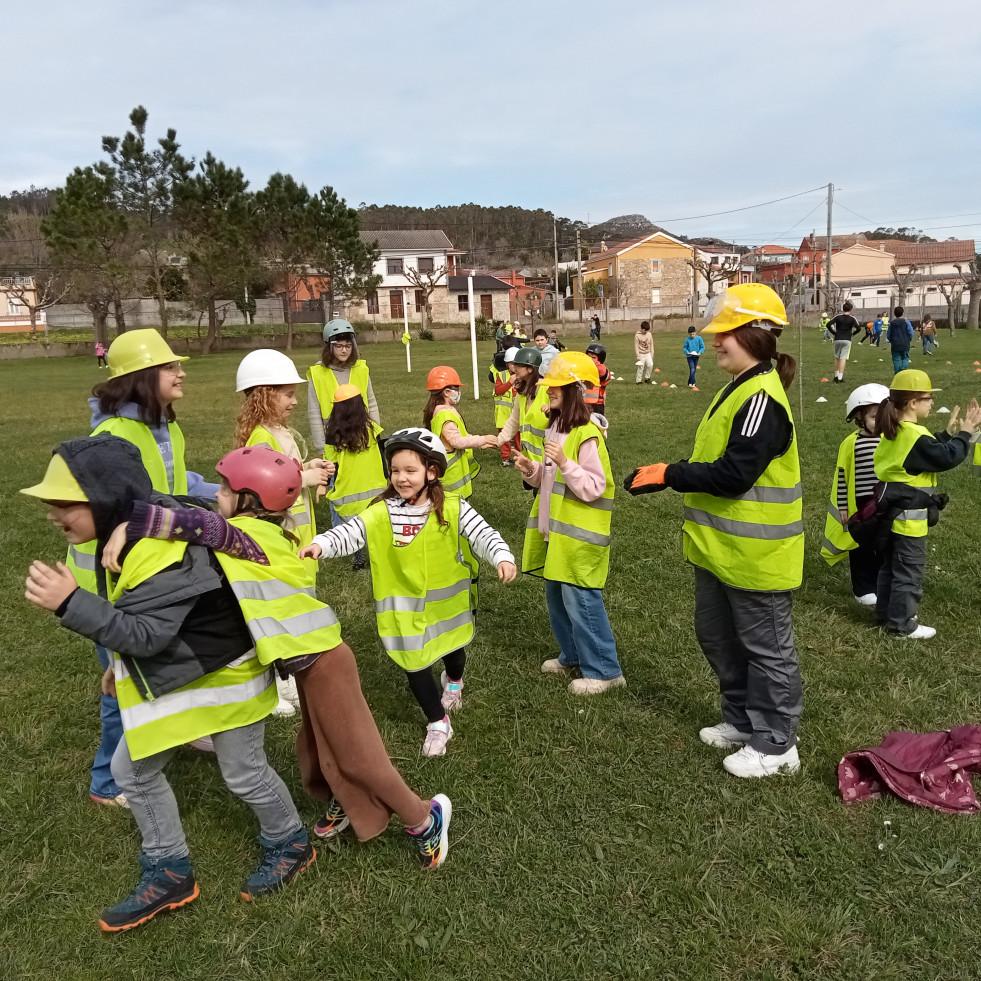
[879, 243, 885, 251]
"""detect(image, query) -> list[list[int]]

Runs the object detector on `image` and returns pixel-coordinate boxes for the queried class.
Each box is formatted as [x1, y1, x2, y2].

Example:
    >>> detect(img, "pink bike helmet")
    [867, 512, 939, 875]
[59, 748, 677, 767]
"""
[216, 446, 302, 512]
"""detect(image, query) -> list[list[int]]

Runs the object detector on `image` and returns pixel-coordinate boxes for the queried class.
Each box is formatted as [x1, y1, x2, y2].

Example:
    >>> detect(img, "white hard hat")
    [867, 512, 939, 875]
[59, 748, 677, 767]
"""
[236, 349, 304, 392]
[845, 383, 890, 420]
[503, 346, 521, 363]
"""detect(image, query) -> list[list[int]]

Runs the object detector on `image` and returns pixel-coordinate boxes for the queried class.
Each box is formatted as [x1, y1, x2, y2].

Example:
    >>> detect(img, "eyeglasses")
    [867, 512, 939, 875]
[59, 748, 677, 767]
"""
[331, 341, 353, 348]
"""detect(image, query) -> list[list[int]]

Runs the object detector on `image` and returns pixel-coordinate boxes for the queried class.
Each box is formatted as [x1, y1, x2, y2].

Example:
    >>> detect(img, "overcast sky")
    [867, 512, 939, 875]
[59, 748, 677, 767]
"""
[6, 0, 980, 249]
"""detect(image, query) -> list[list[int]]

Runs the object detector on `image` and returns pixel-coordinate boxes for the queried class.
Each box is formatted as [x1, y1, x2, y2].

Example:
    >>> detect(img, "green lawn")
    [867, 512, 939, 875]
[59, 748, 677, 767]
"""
[2, 328, 981, 980]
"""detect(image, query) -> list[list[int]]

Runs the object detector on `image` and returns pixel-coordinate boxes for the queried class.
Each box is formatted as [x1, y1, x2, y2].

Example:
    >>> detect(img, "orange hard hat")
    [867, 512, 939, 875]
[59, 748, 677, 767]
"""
[426, 366, 465, 391]
[333, 383, 362, 403]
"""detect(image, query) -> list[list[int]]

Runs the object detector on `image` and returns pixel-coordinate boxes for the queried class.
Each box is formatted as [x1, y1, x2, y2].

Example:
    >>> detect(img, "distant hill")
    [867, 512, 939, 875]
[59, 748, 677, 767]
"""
[586, 214, 660, 241]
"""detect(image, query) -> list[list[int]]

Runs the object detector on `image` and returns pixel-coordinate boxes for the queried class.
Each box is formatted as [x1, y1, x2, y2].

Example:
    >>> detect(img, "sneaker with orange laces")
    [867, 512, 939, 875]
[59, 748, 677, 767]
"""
[99, 853, 199, 932]
[313, 797, 350, 839]
[241, 828, 315, 901]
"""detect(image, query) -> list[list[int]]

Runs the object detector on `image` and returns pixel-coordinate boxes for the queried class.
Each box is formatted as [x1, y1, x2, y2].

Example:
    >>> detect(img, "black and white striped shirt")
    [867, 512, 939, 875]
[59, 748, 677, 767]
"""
[837, 431, 880, 509]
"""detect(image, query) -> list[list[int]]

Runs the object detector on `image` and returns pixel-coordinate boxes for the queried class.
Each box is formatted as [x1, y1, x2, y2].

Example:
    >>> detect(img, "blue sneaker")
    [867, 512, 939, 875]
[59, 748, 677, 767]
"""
[99, 853, 198, 933]
[408, 795, 452, 870]
[241, 828, 315, 901]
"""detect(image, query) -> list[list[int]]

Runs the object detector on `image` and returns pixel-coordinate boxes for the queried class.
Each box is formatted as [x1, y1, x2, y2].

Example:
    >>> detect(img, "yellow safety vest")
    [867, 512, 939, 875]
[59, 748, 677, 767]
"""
[683, 370, 804, 591]
[213, 516, 344, 664]
[306, 361, 370, 421]
[431, 408, 480, 498]
[521, 422, 614, 589]
[517, 386, 550, 466]
[244, 425, 317, 584]
[972, 437, 981, 476]
[873, 421, 937, 538]
[491, 368, 514, 428]
[361, 497, 478, 672]
[820, 430, 860, 566]
[108, 539, 275, 761]
[67, 416, 189, 596]
[324, 422, 388, 517]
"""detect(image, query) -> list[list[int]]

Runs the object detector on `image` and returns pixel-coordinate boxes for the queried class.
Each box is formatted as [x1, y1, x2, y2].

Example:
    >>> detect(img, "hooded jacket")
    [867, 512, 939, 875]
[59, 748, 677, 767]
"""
[55, 435, 252, 699]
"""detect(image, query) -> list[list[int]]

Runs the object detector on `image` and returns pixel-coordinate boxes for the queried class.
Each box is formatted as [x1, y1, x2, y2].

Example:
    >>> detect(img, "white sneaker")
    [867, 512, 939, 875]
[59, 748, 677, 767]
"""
[723, 744, 800, 778]
[422, 718, 453, 757]
[568, 676, 627, 695]
[277, 675, 301, 708]
[853, 593, 877, 607]
[439, 671, 464, 713]
[905, 624, 936, 639]
[272, 697, 296, 718]
[699, 722, 752, 749]
[541, 658, 572, 676]
[187, 736, 215, 753]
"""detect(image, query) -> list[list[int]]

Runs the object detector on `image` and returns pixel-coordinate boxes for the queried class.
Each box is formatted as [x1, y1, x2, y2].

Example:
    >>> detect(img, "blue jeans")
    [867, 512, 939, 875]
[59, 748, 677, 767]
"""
[686, 355, 699, 386]
[91, 644, 124, 799]
[544, 579, 622, 680]
[922, 335, 935, 354]
[892, 350, 910, 373]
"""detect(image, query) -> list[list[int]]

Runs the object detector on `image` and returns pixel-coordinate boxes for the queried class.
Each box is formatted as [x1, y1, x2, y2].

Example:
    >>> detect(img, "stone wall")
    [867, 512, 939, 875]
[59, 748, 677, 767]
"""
[46, 298, 285, 330]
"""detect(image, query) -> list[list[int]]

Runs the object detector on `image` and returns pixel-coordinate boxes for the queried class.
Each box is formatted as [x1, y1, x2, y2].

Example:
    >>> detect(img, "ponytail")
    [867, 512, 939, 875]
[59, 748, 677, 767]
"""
[729, 323, 797, 390]
[873, 391, 927, 441]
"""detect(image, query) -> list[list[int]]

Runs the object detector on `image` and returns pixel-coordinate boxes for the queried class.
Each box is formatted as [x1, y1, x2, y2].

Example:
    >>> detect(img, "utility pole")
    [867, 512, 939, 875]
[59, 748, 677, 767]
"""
[825, 182, 833, 314]
[576, 227, 583, 323]
[553, 218, 560, 323]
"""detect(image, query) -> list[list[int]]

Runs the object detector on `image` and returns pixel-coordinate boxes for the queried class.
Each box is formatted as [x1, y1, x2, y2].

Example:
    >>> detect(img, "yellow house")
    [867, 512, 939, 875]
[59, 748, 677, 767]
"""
[829, 244, 896, 283]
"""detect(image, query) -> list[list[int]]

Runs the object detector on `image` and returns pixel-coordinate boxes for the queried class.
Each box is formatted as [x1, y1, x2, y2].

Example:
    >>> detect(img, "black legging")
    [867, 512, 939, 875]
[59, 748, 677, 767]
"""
[404, 649, 466, 723]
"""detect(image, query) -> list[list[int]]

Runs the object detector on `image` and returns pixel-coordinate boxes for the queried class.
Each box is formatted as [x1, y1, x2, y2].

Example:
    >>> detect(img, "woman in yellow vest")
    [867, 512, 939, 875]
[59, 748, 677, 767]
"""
[234, 348, 332, 714]
[496, 346, 551, 472]
[513, 352, 625, 695]
[322, 383, 387, 571]
[625, 284, 803, 779]
[75, 329, 219, 806]
[871, 369, 981, 639]
[423, 366, 498, 498]
[301, 428, 517, 757]
[22, 435, 308, 932]
[104, 444, 454, 871]
[820, 383, 889, 604]
[306, 319, 380, 456]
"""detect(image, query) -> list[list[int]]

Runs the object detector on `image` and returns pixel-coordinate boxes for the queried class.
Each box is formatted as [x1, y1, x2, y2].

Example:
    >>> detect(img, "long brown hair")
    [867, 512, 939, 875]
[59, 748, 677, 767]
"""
[729, 323, 796, 390]
[422, 390, 453, 430]
[319, 337, 359, 369]
[378, 449, 449, 528]
[92, 366, 174, 426]
[549, 383, 591, 434]
[874, 391, 929, 441]
[512, 368, 538, 397]
[234, 386, 287, 448]
[325, 395, 372, 452]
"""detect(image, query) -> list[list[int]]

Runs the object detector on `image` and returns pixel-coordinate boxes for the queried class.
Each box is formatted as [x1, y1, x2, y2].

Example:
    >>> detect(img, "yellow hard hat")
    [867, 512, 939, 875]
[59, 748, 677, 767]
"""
[890, 369, 940, 393]
[333, 383, 362, 403]
[538, 351, 601, 389]
[107, 329, 188, 379]
[701, 283, 789, 334]
[20, 453, 88, 502]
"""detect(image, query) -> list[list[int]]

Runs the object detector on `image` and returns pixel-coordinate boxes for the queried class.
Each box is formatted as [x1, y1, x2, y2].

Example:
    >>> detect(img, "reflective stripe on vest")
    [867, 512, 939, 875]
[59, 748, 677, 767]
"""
[873, 421, 937, 538]
[491, 368, 515, 427]
[521, 421, 614, 589]
[361, 496, 477, 671]
[214, 516, 343, 663]
[324, 422, 387, 517]
[306, 361, 370, 422]
[432, 408, 477, 499]
[972, 438, 981, 475]
[108, 538, 274, 760]
[66, 542, 99, 594]
[821, 431, 860, 567]
[682, 369, 804, 591]
[518, 386, 550, 464]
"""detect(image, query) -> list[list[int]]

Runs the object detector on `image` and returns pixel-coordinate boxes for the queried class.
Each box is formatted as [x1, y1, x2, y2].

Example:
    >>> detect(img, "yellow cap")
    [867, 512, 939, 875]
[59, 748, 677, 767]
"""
[701, 283, 789, 334]
[107, 329, 188, 379]
[890, 369, 940, 393]
[333, 383, 362, 403]
[537, 351, 601, 389]
[20, 454, 88, 502]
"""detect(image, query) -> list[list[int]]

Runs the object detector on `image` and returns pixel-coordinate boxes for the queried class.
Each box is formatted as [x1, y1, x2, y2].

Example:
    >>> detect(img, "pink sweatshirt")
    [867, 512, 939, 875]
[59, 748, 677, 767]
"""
[524, 421, 607, 539]
[438, 413, 487, 450]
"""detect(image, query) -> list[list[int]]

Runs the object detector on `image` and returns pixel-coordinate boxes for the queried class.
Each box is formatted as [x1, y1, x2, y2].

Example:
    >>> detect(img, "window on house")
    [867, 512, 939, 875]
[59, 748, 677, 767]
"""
[458, 294, 469, 311]
[8, 298, 23, 315]
[415, 290, 424, 313]
[876, 289, 888, 295]
[926, 286, 937, 292]
[418, 257, 434, 274]
[607, 263, 613, 276]
[651, 260, 660, 274]
[390, 290, 404, 318]
[480, 294, 493, 318]
[851, 292, 861, 297]
[366, 291, 379, 314]
[651, 288, 661, 305]
[387, 257, 404, 275]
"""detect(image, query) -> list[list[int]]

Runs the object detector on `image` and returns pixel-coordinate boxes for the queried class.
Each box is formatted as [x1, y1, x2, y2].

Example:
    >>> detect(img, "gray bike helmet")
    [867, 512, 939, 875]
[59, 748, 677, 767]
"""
[383, 427, 448, 477]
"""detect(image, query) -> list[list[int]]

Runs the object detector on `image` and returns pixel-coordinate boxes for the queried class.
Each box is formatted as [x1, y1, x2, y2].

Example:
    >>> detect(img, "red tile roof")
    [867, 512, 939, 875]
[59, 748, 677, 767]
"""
[877, 239, 976, 265]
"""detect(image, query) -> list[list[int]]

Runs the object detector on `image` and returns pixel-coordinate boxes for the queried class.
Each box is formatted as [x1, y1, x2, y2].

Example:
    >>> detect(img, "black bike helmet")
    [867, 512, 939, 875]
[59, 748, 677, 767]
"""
[382, 427, 448, 477]
[585, 343, 607, 364]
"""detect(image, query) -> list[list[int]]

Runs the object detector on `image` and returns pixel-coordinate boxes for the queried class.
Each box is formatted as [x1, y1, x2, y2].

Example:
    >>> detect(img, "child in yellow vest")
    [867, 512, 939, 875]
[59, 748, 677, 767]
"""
[101, 444, 453, 871]
[820, 383, 889, 605]
[301, 428, 516, 757]
[234, 349, 331, 716]
[423, 366, 498, 498]
[322, 383, 387, 571]
[22, 435, 308, 932]
[872, 369, 981, 638]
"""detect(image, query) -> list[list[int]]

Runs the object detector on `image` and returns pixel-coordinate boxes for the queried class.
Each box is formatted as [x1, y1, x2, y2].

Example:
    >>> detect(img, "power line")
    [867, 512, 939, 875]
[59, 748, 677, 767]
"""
[643, 185, 828, 225]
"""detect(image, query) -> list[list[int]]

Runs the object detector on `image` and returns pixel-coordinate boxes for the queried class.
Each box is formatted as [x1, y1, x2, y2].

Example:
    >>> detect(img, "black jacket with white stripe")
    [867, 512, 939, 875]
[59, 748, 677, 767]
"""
[663, 362, 793, 498]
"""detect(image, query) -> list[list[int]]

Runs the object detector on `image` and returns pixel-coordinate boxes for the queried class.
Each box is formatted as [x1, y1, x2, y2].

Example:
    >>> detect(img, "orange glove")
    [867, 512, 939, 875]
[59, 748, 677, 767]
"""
[623, 463, 669, 495]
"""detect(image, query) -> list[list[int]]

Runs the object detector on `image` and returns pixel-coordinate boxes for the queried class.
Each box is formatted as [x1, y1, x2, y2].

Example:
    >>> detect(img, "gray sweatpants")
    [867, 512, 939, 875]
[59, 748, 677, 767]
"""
[875, 533, 927, 633]
[693, 567, 802, 755]
[111, 720, 302, 861]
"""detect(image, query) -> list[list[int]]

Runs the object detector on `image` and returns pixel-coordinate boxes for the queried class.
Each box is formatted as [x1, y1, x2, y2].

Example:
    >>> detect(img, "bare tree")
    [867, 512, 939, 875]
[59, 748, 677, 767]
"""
[936, 280, 964, 332]
[954, 258, 981, 330]
[686, 253, 741, 302]
[826, 281, 849, 315]
[403, 263, 446, 331]
[891, 263, 919, 305]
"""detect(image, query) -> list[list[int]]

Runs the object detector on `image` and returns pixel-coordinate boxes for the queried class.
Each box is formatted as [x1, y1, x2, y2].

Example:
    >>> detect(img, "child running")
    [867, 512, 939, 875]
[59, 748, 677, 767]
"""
[424, 366, 498, 498]
[820, 384, 890, 605]
[872, 369, 981, 639]
[300, 428, 517, 756]
[23, 436, 309, 932]
[513, 352, 625, 695]
[103, 445, 453, 868]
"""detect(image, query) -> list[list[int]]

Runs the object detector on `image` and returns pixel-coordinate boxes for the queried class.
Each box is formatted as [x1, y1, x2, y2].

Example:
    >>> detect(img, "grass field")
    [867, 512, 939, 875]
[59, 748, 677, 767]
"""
[3, 327, 981, 981]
